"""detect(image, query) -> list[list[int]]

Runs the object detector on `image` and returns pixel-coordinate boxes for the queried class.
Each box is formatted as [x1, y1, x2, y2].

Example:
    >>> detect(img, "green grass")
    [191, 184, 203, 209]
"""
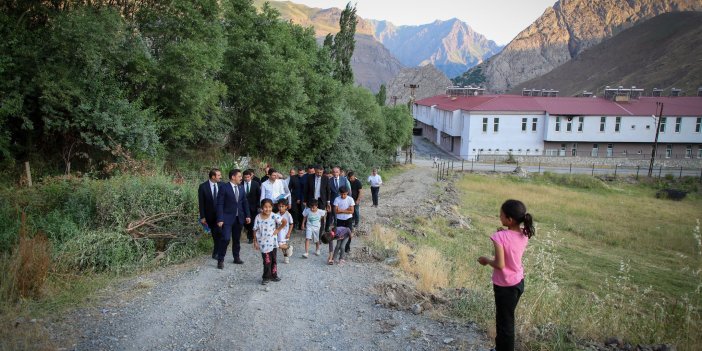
[398, 173, 702, 349]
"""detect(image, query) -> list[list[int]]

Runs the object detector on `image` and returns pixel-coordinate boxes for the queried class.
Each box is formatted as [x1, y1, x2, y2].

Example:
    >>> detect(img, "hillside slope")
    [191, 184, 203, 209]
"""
[455, 0, 702, 92]
[257, 0, 499, 79]
[509, 12, 702, 97]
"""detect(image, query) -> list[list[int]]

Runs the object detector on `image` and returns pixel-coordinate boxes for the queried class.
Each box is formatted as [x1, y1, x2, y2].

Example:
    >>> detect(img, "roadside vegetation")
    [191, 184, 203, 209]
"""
[370, 172, 702, 350]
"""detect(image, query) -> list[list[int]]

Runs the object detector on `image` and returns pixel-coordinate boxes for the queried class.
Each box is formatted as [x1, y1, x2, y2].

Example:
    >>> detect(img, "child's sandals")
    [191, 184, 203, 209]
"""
[327, 259, 334, 265]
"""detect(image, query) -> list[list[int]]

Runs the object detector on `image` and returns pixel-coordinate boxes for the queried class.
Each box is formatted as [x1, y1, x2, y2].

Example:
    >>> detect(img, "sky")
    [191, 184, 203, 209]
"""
[278, 0, 556, 45]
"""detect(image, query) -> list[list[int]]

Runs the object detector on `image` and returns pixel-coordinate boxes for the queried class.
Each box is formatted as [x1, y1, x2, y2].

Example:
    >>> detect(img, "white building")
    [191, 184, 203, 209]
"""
[413, 94, 702, 159]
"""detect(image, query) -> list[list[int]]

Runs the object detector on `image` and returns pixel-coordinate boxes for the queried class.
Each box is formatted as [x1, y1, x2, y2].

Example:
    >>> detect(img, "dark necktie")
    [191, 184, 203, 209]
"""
[213, 184, 218, 199]
[234, 183, 239, 202]
[246, 182, 250, 195]
[335, 178, 339, 191]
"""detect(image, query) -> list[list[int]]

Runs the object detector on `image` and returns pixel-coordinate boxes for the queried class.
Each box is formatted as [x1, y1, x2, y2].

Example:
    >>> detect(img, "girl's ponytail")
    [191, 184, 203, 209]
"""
[522, 213, 534, 238]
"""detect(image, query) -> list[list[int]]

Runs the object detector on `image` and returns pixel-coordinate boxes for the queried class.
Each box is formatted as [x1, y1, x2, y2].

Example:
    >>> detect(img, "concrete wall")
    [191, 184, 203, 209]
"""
[545, 115, 702, 143]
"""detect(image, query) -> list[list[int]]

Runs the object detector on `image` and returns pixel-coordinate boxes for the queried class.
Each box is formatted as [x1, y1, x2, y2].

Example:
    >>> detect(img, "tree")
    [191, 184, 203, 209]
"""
[329, 2, 357, 85]
[376, 84, 387, 106]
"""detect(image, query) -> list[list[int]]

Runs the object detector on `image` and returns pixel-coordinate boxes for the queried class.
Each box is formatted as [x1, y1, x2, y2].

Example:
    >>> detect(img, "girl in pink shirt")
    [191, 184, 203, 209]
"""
[478, 199, 534, 351]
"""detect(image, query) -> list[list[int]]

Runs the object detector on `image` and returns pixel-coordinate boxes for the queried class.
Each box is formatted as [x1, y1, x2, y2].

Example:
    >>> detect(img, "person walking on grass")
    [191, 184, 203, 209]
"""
[478, 199, 534, 351]
[277, 199, 294, 264]
[367, 168, 383, 207]
[253, 199, 287, 285]
[301, 199, 326, 258]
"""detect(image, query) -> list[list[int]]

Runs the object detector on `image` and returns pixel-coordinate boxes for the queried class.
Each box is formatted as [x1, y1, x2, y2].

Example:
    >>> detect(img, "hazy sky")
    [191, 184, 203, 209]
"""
[277, 0, 557, 45]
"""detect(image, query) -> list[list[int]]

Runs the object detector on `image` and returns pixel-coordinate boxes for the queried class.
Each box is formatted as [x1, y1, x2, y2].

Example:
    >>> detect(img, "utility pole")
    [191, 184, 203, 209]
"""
[648, 102, 664, 177]
[390, 95, 400, 106]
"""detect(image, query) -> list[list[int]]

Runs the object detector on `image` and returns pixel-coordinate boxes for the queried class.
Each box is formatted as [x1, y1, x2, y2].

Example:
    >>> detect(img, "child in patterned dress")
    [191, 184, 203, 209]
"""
[253, 199, 288, 285]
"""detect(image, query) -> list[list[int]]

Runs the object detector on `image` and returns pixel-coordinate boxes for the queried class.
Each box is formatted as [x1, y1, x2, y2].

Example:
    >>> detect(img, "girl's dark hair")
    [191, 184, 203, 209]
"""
[501, 199, 535, 238]
[260, 198, 274, 208]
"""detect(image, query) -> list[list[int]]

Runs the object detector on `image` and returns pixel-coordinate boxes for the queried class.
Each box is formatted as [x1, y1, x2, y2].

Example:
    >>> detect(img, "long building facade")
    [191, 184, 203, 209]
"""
[413, 94, 702, 160]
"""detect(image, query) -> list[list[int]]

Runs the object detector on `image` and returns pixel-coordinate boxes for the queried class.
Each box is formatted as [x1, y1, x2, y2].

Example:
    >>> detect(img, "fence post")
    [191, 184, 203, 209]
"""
[24, 161, 32, 187]
[569, 163, 572, 174]
[538, 161, 541, 174]
[636, 166, 640, 180]
[679, 166, 683, 179]
[614, 164, 618, 177]
[461, 160, 464, 171]
[446, 161, 449, 178]
[471, 159, 474, 172]
[592, 164, 595, 176]
[658, 165, 662, 178]
[493, 159, 496, 172]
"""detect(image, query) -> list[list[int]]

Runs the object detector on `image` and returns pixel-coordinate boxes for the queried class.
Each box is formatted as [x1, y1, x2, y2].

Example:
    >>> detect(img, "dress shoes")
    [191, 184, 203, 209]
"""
[217, 260, 224, 269]
[233, 259, 244, 264]
[212, 253, 218, 259]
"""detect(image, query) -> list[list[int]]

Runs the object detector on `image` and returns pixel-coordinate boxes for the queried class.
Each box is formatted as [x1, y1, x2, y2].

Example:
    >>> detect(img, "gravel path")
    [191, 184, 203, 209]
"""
[50, 165, 489, 351]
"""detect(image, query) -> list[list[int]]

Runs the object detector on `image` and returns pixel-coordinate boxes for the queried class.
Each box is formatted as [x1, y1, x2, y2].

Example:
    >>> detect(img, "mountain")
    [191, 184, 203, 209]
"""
[370, 18, 501, 78]
[509, 12, 702, 97]
[385, 64, 452, 107]
[347, 34, 404, 93]
[454, 0, 702, 92]
[256, 0, 500, 79]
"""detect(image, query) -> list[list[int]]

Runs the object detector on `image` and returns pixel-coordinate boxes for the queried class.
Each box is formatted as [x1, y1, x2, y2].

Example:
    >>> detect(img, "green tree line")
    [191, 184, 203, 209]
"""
[0, 0, 413, 175]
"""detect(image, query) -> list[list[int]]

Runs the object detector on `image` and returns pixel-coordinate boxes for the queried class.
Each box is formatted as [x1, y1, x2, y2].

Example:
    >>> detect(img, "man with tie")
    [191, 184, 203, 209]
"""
[198, 168, 222, 259]
[286, 168, 302, 230]
[242, 169, 261, 244]
[304, 165, 330, 232]
[216, 169, 251, 269]
[325, 166, 351, 232]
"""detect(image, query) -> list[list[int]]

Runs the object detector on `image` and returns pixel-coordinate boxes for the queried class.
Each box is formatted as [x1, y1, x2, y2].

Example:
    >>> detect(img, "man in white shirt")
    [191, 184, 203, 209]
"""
[260, 168, 289, 212]
[367, 168, 383, 207]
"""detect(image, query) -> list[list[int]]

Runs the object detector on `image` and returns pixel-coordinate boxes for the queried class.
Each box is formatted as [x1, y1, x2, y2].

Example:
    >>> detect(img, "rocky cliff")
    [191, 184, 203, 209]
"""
[509, 12, 702, 97]
[350, 34, 404, 93]
[456, 0, 702, 92]
[384, 65, 452, 106]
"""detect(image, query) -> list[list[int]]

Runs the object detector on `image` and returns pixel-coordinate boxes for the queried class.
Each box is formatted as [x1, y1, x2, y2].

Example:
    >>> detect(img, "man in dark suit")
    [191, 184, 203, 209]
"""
[326, 166, 351, 232]
[246, 168, 261, 185]
[287, 168, 302, 230]
[198, 168, 222, 259]
[304, 165, 330, 231]
[242, 169, 261, 244]
[216, 169, 251, 269]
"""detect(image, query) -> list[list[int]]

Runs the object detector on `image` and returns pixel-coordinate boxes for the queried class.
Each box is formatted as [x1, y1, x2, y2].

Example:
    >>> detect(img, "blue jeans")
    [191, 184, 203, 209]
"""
[353, 203, 360, 226]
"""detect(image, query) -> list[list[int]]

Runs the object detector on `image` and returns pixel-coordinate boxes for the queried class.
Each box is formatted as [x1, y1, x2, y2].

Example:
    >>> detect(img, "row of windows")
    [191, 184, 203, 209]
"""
[554, 116, 702, 133]
[482, 117, 539, 133]
[555, 143, 702, 158]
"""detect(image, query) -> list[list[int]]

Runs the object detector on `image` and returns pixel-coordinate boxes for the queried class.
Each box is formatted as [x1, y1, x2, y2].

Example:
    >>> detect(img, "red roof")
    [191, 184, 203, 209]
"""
[414, 95, 702, 117]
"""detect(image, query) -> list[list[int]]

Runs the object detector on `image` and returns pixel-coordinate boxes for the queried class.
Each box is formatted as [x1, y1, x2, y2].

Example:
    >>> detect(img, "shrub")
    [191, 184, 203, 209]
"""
[55, 229, 155, 273]
[6, 214, 51, 300]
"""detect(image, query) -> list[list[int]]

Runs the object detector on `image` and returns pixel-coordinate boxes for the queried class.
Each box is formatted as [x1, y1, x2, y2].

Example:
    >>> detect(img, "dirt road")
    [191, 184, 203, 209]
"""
[52, 165, 488, 351]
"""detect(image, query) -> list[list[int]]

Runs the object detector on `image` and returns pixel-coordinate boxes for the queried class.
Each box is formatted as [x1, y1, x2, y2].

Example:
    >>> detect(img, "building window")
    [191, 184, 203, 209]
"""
[607, 143, 613, 157]
[615, 117, 621, 132]
[698, 146, 702, 159]
[521, 118, 527, 132]
[578, 117, 584, 132]
[591, 144, 598, 157]
[696, 118, 701, 133]
[685, 145, 692, 158]
[571, 143, 577, 156]
[665, 144, 672, 158]
[566, 118, 572, 132]
[482, 117, 488, 133]
[555, 117, 561, 132]
[493, 118, 499, 132]
[660, 117, 666, 133]
[599, 117, 606, 132]
[675, 117, 682, 133]
[532, 118, 537, 132]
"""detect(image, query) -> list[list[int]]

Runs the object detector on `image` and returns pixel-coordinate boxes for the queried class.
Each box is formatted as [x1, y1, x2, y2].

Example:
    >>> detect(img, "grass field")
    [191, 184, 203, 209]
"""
[384, 173, 702, 350]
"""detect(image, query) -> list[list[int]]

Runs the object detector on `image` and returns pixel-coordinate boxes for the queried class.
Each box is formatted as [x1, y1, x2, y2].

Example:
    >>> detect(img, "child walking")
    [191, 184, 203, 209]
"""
[301, 199, 326, 258]
[478, 199, 534, 351]
[329, 225, 351, 265]
[253, 199, 288, 285]
[277, 200, 294, 263]
[333, 186, 355, 253]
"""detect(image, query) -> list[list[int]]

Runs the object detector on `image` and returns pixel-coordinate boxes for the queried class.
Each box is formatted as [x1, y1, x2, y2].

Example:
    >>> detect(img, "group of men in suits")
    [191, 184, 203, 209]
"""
[198, 164, 359, 269]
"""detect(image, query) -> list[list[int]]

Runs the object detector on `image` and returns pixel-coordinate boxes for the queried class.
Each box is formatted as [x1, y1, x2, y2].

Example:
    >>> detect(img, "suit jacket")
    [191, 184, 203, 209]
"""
[216, 182, 250, 225]
[287, 175, 301, 202]
[304, 174, 330, 206]
[198, 180, 220, 224]
[243, 180, 261, 216]
[329, 176, 351, 202]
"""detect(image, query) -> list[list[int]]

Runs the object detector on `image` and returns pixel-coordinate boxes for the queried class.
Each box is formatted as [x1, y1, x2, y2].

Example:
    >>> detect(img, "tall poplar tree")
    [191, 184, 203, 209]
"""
[329, 2, 356, 85]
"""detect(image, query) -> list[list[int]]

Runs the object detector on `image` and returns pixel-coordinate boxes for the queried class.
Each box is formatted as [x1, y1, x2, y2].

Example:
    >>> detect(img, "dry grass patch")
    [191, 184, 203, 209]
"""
[414, 246, 449, 292]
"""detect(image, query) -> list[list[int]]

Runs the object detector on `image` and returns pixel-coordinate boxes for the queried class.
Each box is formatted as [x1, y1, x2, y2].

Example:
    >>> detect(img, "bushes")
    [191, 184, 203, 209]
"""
[55, 229, 155, 273]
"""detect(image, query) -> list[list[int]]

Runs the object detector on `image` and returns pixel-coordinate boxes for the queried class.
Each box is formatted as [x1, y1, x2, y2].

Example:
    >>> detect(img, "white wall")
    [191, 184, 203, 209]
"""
[464, 113, 545, 158]
[544, 115, 702, 143]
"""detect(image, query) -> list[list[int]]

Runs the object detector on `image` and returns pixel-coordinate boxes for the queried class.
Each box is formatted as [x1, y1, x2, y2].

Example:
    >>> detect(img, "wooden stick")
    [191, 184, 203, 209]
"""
[24, 162, 32, 187]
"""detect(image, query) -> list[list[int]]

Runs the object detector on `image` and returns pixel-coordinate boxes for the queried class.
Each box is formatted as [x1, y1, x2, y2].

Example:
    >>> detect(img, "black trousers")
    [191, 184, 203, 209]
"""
[336, 218, 353, 252]
[219, 220, 243, 260]
[261, 248, 278, 280]
[244, 222, 254, 242]
[370, 186, 380, 206]
[206, 219, 221, 257]
[493, 279, 525, 351]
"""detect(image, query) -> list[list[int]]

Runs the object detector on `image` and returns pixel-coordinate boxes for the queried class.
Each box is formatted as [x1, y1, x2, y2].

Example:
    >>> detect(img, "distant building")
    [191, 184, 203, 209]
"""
[413, 94, 702, 159]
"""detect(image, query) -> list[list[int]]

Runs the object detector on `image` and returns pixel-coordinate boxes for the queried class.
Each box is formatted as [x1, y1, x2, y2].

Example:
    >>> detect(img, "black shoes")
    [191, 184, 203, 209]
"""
[271, 276, 281, 282]
[261, 279, 268, 285]
[217, 260, 224, 269]
[233, 259, 244, 264]
[212, 253, 217, 259]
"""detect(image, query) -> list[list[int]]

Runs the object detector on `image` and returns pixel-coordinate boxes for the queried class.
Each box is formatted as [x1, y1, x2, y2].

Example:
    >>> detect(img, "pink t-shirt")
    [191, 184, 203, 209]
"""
[490, 229, 529, 287]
